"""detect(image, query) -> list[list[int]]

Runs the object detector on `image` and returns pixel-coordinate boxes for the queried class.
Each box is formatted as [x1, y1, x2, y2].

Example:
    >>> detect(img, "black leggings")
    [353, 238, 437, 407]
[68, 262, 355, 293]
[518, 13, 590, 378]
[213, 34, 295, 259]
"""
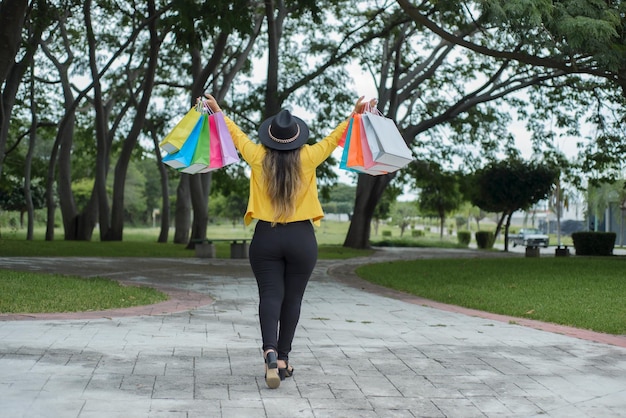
[249, 220, 318, 361]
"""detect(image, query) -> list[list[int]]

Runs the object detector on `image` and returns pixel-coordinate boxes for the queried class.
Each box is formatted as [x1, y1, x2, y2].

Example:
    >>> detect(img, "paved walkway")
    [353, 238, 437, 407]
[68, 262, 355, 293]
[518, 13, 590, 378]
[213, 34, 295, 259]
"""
[1, 248, 626, 418]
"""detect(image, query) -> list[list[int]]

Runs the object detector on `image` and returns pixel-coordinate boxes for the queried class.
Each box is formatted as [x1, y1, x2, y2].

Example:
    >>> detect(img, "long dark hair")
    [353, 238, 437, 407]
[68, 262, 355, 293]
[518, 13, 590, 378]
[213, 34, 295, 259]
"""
[262, 147, 302, 225]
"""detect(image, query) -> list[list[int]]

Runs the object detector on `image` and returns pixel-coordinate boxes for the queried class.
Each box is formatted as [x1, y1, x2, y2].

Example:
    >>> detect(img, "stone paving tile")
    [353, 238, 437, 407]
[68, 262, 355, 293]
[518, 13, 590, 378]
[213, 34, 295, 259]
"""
[1, 251, 626, 418]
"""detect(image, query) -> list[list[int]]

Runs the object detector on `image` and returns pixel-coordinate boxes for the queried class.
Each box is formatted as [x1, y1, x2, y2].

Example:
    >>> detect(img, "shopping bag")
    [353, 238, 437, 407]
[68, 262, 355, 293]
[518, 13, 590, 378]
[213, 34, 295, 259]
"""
[339, 118, 359, 173]
[180, 114, 211, 174]
[346, 114, 365, 169]
[162, 98, 241, 174]
[162, 114, 204, 169]
[361, 111, 412, 169]
[209, 113, 224, 168]
[359, 114, 399, 174]
[354, 115, 396, 174]
[160, 107, 203, 153]
[213, 111, 240, 165]
[196, 114, 225, 174]
[339, 117, 386, 176]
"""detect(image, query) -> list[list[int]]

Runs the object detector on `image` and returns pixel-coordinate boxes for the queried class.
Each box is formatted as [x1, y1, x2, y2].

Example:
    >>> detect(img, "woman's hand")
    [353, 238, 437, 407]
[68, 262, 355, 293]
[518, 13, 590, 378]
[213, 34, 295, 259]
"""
[353, 96, 377, 114]
[203, 93, 222, 113]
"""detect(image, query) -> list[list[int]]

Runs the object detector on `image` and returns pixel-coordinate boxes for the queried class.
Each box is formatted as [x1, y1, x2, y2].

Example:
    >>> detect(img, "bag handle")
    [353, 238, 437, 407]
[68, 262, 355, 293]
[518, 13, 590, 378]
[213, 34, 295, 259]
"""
[363, 101, 383, 116]
[195, 97, 214, 115]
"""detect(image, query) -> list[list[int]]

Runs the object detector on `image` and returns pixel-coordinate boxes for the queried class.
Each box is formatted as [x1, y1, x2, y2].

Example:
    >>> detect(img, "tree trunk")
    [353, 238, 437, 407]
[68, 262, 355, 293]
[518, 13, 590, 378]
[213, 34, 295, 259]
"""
[24, 72, 36, 240]
[148, 124, 170, 243]
[174, 175, 191, 243]
[503, 211, 513, 252]
[343, 173, 394, 249]
[186, 172, 211, 249]
[263, 0, 284, 117]
[109, 0, 159, 241]
[84, 0, 111, 241]
[0, 20, 38, 181]
[439, 213, 445, 239]
[40, 17, 81, 240]
[0, 0, 28, 84]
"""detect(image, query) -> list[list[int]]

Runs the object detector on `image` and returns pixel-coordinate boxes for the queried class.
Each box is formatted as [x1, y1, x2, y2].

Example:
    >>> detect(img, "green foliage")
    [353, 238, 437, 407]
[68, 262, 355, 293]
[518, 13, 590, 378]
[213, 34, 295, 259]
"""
[390, 201, 418, 236]
[119, 162, 148, 225]
[72, 178, 94, 212]
[356, 257, 626, 335]
[373, 185, 402, 222]
[571, 231, 617, 256]
[464, 159, 558, 216]
[167, 0, 256, 48]
[457, 230, 471, 247]
[0, 177, 45, 212]
[320, 182, 356, 214]
[409, 162, 463, 236]
[370, 236, 467, 249]
[475, 230, 495, 249]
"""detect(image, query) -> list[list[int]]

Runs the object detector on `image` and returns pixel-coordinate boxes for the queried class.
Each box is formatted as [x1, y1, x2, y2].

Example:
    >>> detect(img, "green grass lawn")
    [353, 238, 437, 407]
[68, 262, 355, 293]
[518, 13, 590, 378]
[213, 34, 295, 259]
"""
[0, 271, 168, 314]
[0, 221, 372, 313]
[356, 257, 626, 335]
[3, 222, 625, 335]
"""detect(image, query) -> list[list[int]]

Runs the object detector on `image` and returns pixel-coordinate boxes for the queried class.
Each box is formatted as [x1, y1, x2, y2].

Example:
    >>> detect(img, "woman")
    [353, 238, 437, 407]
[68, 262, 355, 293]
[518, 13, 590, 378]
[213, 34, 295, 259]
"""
[203, 94, 373, 389]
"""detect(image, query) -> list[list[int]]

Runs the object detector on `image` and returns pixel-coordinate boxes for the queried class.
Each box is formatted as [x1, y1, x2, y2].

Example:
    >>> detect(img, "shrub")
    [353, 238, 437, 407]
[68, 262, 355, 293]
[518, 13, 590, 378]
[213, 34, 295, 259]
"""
[571, 232, 616, 256]
[457, 231, 471, 247]
[475, 230, 495, 249]
[411, 230, 424, 237]
[382, 230, 392, 237]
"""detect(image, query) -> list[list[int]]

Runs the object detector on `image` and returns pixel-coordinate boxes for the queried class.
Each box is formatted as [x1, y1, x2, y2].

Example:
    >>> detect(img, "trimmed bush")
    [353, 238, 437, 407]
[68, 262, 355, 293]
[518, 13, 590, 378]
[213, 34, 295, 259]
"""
[457, 231, 471, 247]
[475, 230, 495, 249]
[571, 232, 616, 256]
[411, 230, 424, 237]
[382, 230, 392, 237]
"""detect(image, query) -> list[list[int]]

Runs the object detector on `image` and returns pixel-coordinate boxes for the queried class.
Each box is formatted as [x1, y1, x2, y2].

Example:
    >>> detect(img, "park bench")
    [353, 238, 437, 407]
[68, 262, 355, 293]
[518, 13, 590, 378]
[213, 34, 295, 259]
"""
[191, 238, 249, 259]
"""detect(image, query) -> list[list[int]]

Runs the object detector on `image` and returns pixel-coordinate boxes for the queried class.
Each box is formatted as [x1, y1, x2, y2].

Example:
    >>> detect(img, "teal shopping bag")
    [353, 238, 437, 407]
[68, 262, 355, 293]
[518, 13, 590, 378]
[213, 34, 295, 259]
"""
[162, 114, 204, 169]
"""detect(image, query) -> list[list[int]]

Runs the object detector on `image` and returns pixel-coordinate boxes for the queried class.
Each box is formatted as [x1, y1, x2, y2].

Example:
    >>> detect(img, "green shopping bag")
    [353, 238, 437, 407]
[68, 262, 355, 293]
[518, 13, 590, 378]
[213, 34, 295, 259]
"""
[180, 114, 211, 174]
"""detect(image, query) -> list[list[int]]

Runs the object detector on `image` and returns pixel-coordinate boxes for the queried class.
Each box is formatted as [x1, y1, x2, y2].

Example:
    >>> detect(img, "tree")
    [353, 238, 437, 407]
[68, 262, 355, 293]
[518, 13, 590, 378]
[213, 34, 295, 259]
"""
[0, 0, 48, 183]
[0, 175, 45, 228]
[465, 159, 558, 251]
[586, 180, 626, 232]
[390, 200, 417, 237]
[396, 0, 626, 180]
[320, 182, 356, 218]
[210, 166, 249, 228]
[413, 163, 463, 239]
[372, 185, 402, 236]
[35, 0, 166, 241]
[343, 2, 574, 249]
[0, 0, 29, 85]
[340, 0, 626, 249]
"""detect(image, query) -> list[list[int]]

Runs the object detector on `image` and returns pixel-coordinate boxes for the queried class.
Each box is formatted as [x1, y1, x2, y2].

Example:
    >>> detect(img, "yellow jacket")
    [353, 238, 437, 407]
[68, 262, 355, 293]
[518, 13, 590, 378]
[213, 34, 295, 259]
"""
[224, 116, 349, 226]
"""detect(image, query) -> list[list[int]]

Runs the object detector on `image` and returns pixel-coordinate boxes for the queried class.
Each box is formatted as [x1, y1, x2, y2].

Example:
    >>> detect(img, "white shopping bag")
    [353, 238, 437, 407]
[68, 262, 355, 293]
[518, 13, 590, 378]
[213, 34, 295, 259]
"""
[361, 112, 413, 169]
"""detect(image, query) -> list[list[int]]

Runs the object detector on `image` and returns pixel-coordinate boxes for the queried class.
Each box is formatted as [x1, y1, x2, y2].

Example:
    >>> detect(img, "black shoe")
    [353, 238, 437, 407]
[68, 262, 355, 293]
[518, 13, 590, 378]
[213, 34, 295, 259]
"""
[264, 351, 280, 389]
[278, 360, 294, 380]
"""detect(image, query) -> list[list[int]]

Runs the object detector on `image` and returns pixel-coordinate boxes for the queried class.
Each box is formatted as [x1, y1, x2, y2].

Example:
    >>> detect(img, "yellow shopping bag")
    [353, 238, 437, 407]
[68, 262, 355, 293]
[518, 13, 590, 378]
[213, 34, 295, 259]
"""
[159, 107, 204, 153]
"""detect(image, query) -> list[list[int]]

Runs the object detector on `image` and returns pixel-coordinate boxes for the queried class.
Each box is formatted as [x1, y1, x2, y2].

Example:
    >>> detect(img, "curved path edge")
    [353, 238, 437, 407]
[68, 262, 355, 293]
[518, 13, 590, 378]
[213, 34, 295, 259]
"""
[327, 259, 626, 349]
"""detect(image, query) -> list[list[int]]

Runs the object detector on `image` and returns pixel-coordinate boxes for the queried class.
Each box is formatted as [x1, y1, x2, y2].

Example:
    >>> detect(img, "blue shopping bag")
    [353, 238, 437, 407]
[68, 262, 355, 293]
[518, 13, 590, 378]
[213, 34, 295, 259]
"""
[162, 114, 204, 169]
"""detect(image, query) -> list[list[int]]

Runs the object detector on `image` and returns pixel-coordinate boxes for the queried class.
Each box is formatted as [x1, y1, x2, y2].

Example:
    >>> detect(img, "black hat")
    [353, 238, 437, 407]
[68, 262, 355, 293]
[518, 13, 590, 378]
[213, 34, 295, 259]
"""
[258, 109, 310, 151]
